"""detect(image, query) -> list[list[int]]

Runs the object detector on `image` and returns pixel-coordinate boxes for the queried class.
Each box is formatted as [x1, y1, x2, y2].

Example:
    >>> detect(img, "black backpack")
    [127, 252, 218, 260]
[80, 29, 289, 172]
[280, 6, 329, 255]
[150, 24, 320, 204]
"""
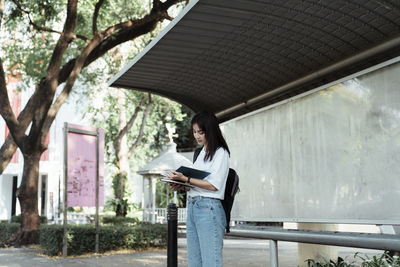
[193, 148, 240, 233]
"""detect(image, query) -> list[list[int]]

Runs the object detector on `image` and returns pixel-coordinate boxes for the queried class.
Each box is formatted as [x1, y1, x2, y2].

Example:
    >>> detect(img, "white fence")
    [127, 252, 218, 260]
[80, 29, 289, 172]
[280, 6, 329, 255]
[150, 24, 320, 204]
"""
[143, 208, 187, 224]
[53, 213, 93, 224]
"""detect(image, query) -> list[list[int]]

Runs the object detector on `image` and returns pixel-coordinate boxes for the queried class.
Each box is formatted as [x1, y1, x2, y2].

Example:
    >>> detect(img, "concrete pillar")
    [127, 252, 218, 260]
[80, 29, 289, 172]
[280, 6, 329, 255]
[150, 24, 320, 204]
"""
[297, 223, 338, 267]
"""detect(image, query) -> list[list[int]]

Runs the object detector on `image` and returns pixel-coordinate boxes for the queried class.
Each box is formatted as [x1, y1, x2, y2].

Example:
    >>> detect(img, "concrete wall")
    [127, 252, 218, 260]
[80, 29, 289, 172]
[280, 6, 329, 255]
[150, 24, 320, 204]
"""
[221, 58, 400, 225]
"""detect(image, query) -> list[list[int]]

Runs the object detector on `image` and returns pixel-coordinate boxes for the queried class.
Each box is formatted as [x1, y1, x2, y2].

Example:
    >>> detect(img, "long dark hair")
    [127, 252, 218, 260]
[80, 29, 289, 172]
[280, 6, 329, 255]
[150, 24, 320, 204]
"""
[191, 111, 230, 161]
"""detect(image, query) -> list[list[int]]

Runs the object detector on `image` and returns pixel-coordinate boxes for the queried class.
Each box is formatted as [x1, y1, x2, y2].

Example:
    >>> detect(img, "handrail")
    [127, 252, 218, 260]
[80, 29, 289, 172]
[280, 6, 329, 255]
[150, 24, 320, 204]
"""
[227, 227, 400, 267]
[228, 228, 400, 251]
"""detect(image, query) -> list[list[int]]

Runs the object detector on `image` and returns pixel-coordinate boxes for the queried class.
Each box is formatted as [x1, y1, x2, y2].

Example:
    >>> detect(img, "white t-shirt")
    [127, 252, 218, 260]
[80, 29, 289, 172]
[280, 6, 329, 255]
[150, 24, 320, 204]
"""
[188, 147, 230, 200]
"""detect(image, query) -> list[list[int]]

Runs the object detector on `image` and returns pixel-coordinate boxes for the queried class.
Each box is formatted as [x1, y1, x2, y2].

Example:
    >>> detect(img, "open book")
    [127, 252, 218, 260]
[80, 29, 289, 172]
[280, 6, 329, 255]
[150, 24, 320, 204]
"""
[160, 166, 210, 187]
[160, 178, 195, 188]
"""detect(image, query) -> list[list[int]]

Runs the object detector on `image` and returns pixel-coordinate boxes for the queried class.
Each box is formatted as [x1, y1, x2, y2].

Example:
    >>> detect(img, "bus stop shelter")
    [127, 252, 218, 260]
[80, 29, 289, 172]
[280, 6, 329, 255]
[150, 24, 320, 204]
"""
[109, 0, 400, 122]
[109, 1, 400, 266]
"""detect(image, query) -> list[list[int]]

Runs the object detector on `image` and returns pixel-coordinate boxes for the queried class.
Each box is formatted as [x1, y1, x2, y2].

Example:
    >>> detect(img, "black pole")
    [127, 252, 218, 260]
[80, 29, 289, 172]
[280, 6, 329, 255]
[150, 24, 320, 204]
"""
[167, 203, 178, 267]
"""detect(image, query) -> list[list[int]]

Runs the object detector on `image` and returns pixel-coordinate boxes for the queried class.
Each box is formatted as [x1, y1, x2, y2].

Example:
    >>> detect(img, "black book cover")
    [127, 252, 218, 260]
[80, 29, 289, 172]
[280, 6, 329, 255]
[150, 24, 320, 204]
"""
[175, 166, 210, 179]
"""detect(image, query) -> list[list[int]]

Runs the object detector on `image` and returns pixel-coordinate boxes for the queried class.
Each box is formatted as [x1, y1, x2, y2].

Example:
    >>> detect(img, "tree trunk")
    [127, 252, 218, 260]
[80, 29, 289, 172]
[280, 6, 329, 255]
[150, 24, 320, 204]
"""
[114, 171, 128, 217]
[114, 173, 128, 217]
[115, 90, 129, 217]
[15, 152, 41, 246]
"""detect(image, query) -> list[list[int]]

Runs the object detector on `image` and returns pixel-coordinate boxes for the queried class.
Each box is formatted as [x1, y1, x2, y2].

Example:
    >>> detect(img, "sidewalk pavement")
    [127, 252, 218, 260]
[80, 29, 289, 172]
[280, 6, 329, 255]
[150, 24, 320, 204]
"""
[0, 238, 382, 267]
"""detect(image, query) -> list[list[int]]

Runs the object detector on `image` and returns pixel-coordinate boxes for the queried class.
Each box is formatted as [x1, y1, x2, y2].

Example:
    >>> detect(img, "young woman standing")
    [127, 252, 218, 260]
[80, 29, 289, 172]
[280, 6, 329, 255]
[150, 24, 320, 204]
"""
[168, 111, 230, 267]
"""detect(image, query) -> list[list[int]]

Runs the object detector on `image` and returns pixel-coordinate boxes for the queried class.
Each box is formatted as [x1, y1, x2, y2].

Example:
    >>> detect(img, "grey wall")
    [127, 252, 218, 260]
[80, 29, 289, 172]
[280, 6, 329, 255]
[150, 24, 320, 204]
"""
[221, 60, 400, 224]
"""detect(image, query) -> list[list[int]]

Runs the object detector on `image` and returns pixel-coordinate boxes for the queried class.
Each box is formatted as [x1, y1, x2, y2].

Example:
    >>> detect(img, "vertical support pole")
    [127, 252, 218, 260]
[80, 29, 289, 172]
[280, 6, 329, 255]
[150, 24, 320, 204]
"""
[142, 177, 148, 222]
[58, 173, 61, 218]
[167, 203, 178, 267]
[270, 240, 279, 267]
[95, 129, 100, 253]
[166, 184, 169, 205]
[151, 177, 156, 223]
[62, 123, 68, 258]
[297, 223, 338, 267]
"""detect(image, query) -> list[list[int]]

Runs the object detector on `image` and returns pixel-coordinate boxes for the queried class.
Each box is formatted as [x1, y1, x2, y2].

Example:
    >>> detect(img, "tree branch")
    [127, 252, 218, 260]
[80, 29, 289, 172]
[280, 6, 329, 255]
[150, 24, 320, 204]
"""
[160, 0, 183, 15]
[26, 0, 80, 148]
[11, 0, 88, 41]
[11, 1, 60, 33]
[95, 0, 184, 60]
[57, 0, 184, 85]
[0, 59, 25, 146]
[92, 0, 105, 35]
[41, 36, 102, 143]
[46, 0, 79, 82]
[128, 94, 153, 155]
[0, 0, 5, 27]
[0, 135, 18, 174]
[100, 0, 179, 39]
[113, 96, 146, 150]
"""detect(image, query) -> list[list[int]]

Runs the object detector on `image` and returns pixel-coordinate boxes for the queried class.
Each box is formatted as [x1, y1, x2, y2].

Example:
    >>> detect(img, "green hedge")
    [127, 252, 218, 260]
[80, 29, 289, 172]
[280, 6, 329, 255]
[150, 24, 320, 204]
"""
[40, 223, 167, 256]
[0, 222, 20, 243]
[101, 215, 140, 226]
[11, 215, 48, 224]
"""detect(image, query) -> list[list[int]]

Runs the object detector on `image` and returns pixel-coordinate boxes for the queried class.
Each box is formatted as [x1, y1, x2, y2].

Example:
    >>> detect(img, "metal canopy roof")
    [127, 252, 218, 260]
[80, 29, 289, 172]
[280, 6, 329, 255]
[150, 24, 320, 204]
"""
[109, 0, 400, 122]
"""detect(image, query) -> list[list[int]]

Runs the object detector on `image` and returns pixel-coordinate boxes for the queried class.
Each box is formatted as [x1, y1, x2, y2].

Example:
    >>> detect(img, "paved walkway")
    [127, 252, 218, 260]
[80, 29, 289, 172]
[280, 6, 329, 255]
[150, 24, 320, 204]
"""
[0, 238, 382, 266]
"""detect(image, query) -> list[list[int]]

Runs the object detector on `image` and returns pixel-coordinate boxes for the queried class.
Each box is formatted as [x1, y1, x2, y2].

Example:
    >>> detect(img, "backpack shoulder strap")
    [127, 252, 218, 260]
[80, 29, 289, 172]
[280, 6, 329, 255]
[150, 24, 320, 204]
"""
[193, 147, 202, 163]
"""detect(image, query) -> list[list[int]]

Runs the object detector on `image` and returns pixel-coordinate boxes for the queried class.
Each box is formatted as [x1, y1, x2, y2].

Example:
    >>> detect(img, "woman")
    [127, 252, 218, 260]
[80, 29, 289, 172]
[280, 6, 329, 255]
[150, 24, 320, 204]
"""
[168, 111, 230, 267]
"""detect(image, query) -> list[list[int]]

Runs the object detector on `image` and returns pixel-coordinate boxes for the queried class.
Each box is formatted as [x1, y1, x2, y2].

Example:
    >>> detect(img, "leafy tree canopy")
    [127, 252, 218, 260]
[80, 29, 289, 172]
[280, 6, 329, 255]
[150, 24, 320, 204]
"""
[2, 0, 159, 89]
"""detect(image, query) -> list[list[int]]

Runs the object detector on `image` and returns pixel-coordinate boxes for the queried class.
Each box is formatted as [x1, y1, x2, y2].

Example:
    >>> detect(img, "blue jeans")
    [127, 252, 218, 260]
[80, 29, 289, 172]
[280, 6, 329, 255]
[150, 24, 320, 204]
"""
[187, 196, 227, 267]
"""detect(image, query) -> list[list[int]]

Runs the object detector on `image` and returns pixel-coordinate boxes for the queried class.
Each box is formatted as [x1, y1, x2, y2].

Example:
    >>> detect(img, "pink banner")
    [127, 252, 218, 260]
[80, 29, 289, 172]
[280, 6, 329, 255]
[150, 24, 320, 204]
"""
[66, 124, 104, 207]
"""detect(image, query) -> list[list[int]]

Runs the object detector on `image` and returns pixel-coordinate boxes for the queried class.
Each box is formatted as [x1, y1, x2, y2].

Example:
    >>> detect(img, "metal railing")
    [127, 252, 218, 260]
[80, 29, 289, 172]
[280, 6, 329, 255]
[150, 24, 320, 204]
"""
[227, 228, 400, 267]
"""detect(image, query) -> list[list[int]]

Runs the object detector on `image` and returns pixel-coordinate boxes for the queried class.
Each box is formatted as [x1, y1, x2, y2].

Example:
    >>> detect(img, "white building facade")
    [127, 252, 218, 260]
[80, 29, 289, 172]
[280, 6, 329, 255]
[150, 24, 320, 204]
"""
[0, 78, 86, 221]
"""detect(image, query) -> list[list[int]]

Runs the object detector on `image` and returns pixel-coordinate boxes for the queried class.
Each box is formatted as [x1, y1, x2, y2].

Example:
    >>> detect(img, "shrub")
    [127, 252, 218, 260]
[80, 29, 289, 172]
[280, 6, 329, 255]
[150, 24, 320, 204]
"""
[11, 214, 47, 224]
[0, 223, 20, 243]
[306, 257, 357, 267]
[128, 223, 168, 249]
[355, 251, 400, 267]
[101, 215, 140, 226]
[40, 223, 167, 256]
[39, 224, 64, 256]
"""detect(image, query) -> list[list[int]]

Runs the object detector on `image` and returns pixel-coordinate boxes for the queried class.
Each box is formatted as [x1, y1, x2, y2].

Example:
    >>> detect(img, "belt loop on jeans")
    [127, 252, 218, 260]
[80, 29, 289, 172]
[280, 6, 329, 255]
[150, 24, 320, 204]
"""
[188, 196, 220, 201]
[188, 195, 199, 201]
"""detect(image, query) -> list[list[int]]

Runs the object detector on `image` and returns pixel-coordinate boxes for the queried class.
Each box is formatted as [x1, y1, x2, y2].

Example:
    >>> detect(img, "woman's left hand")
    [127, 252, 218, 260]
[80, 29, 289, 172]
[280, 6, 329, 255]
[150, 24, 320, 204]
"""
[167, 171, 186, 182]
[169, 183, 183, 191]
